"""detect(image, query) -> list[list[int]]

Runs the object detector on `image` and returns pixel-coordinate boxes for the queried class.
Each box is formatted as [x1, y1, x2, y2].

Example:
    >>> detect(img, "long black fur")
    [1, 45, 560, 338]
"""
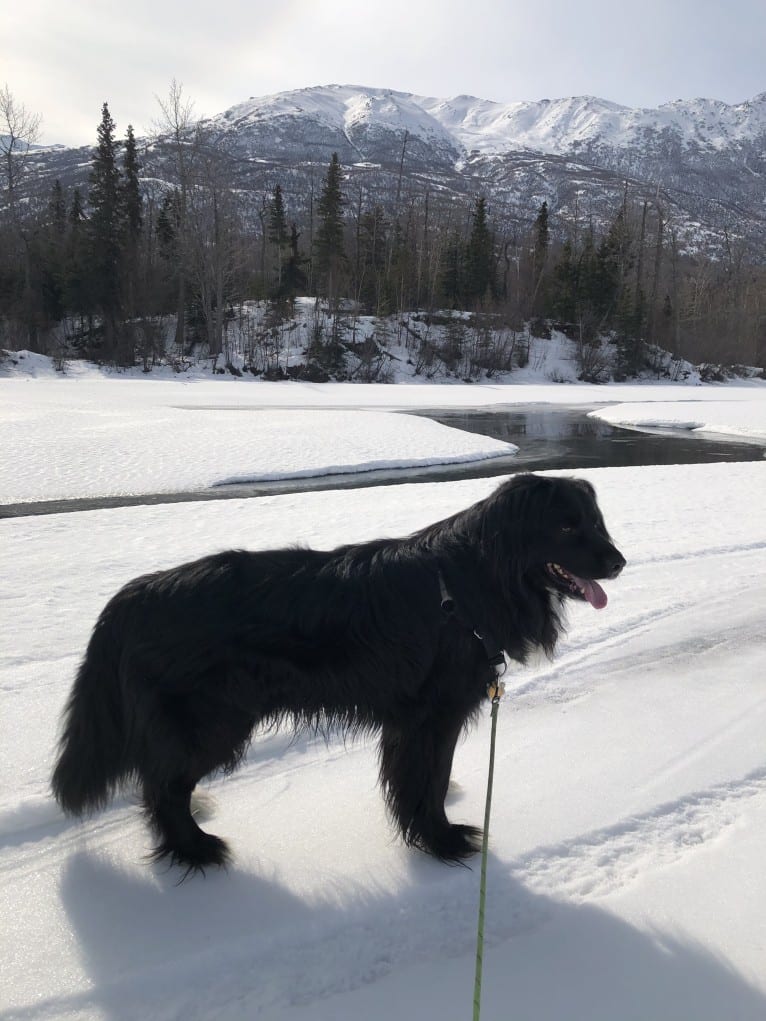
[52, 474, 625, 873]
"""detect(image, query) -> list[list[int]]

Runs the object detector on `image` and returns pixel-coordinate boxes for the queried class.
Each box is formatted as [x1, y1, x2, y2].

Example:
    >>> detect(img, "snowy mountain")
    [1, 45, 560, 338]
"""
[423, 91, 766, 155]
[214, 85, 766, 158]
[210, 85, 464, 173]
[28, 84, 766, 256]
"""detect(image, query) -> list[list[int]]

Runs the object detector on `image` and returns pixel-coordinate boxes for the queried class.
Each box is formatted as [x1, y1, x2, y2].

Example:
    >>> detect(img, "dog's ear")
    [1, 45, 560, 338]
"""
[571, 478, 596, 497]
[480, 474, 551, 556]
[500, 473, 560, 512]
[497, 473, 552, 499]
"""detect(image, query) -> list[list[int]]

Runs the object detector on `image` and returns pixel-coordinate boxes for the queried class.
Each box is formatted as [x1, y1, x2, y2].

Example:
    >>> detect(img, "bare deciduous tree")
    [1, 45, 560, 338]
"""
[153, 80, 197, 351]
[0, 84, 42, 222]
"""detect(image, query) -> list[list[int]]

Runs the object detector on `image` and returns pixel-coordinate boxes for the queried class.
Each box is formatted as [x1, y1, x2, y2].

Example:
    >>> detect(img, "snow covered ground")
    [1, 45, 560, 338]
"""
[1, 375, 766, 1020]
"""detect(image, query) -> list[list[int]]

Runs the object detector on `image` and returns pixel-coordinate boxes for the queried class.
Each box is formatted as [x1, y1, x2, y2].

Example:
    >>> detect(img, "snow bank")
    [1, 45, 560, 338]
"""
[590, 399, 766, 442]
[0, 379, 517, 503]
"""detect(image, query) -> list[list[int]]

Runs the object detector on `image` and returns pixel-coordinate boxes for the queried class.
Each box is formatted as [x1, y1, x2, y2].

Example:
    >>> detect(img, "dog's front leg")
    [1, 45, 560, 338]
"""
[378, 711, 481, 862]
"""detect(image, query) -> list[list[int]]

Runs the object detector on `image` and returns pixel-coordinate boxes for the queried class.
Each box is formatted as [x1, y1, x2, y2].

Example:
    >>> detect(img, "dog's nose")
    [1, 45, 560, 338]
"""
[607, 551, 626, 578]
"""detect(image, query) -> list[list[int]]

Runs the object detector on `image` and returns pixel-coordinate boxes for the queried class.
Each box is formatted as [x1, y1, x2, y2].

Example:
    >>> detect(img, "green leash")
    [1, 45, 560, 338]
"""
[472, 679, 504, 1021]
[435, 571, 506, 1019]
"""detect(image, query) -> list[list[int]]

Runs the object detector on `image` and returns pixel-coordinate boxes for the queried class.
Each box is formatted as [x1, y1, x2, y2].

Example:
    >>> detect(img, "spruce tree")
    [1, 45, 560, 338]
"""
[313, 153, 346, 307]
[579, 228, 598, 314]
[551, 239, 577, 323]
[593, 217, 622, 317]
[157, 191, 179, 260]
[122, 125, 142, 247]
[534, 201, 549, 267]
[121, 124, 142, 316]
[268, 184, 289, 291]
[48, 179, 67, 237]
[88, 102, 123, 350]
[440, 232, 465, 309]
[281, 223, 308, 299]
[65, 189, 91, 334]
[530, 200, 550, 314]
[39, 180, 67, 321]
[465, 196, 494, 306]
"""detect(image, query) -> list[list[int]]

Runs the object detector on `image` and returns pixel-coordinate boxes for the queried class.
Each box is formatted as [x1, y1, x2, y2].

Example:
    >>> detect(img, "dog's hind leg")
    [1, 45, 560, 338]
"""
[143, 777, 230, 874]
[379, 711, 481, 863]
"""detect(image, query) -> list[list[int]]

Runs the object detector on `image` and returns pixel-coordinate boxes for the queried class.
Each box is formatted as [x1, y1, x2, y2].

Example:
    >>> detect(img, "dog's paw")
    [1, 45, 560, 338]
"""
[149, 831, 231, 878]
[422, 823, 483, 863]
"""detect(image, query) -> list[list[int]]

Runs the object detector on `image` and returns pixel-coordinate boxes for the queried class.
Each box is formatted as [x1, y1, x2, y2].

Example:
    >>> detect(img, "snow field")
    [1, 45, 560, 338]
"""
[0, 381, 517, 504]
[1, 460, 766, 1019]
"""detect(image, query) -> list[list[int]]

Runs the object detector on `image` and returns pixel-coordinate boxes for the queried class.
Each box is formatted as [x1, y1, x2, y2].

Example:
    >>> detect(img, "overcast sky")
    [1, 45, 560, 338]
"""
[4, 0, 765, 147]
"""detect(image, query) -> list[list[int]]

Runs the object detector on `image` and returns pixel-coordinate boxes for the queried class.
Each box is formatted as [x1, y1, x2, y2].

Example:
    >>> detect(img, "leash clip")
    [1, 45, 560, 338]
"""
[487, 680, 505, 704]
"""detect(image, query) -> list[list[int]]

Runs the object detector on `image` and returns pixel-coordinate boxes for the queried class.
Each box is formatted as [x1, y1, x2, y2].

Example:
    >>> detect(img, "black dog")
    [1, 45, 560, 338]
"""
[52, 474, 625, 873]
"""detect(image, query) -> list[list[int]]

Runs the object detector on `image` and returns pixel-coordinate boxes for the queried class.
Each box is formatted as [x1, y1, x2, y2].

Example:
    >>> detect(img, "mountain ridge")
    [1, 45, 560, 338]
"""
[207, 84, 766, 158]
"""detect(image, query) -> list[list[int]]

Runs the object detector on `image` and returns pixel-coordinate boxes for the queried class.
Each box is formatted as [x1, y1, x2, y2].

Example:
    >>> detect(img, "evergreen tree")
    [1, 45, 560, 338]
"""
[579, 228, 598, 312]
[122, 127, 142, 245]
[440, 231, 465, 308]
[155, 189, 186, 324]
[267, 184, 289, 290]
[88, 102, 123, 350]
[592, 221, 622, 317]
[281, 223, 308, 299]
[313, 153, 347, 306]
[551, 239, 577, 323]
[157, 190, 180, 260]
[268, 184, 288, 248]
[63, 188, 92, 337]
[122, 125, 142, 247]
[121, 124, 142, 316]
[533, 200, 549, 268]
[38, 179, 67, 321]
[465, 196, 494, 306]
[48, 179, 67, 237]
[530, 200, 550, 313]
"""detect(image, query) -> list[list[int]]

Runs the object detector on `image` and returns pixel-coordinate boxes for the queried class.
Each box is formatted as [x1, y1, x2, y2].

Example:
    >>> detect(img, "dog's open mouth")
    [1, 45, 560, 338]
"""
[546, 563, 608, 609]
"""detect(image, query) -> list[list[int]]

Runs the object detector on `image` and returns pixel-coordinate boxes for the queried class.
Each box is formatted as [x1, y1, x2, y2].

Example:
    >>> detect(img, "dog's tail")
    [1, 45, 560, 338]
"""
[51, 614, 129, 817]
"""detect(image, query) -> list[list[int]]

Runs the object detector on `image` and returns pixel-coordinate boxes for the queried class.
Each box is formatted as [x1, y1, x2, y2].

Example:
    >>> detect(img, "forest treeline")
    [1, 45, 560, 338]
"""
[2, 91, 764, 380]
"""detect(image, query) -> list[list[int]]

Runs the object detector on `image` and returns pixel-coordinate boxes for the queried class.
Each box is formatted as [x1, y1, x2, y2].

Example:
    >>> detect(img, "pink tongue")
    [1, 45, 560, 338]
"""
[575, 576, 608, 610]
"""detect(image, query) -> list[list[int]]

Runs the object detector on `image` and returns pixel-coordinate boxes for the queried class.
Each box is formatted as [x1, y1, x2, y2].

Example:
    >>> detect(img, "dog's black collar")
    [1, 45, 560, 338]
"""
[438, 571, 505, 675]
[438, 571, 456, 614]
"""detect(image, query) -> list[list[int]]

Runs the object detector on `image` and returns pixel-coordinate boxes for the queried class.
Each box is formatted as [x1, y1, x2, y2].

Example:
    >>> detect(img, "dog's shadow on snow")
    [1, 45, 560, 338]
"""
[47, 843, 766, 1021]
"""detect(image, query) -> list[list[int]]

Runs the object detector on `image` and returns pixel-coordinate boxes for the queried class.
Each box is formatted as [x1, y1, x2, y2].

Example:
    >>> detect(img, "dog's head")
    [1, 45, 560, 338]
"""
[484, 474, 626, 609]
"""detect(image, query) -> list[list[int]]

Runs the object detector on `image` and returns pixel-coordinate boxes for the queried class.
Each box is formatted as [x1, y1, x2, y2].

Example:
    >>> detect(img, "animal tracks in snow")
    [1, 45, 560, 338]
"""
[508, 544, 766, 706]
[511, 766, 766, 901]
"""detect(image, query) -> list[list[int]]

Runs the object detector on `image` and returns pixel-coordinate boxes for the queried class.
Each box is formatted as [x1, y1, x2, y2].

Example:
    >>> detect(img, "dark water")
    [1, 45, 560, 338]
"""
[2, 405, 763, 518]
[419, 406, 765, 473]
